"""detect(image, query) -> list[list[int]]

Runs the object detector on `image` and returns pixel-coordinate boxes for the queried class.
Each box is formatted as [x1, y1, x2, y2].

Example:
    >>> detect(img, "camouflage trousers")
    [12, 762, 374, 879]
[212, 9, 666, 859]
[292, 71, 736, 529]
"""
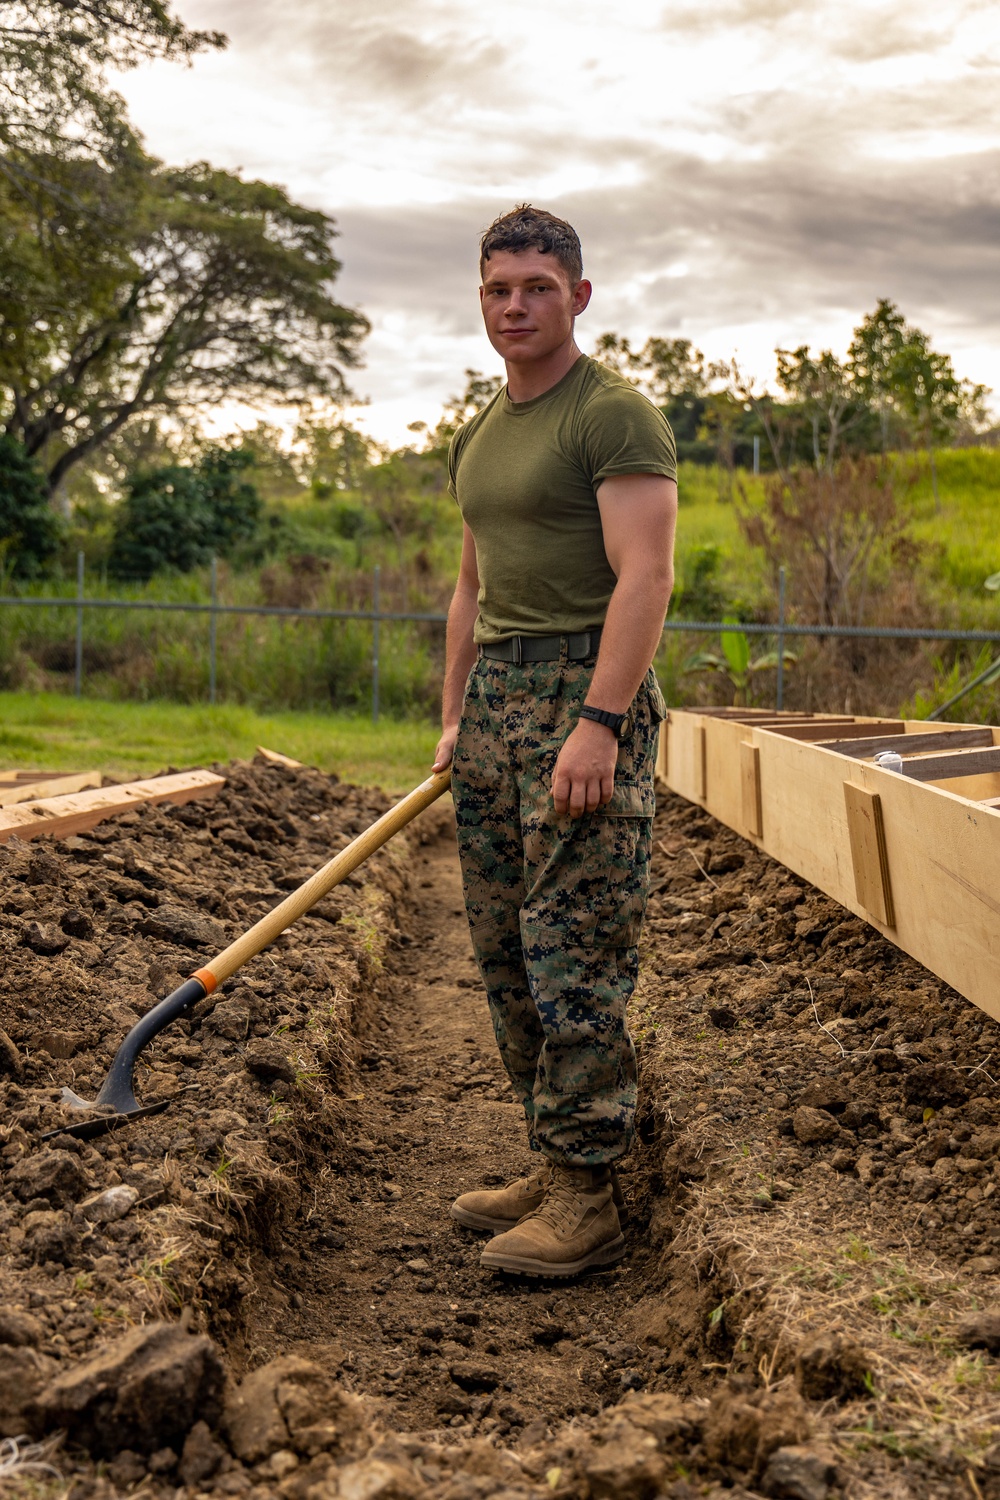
[452, 652, 664, 1167]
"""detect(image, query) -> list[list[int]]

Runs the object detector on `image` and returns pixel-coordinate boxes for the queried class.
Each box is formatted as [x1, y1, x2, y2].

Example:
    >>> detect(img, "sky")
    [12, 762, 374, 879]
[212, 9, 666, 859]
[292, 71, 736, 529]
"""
[119, 0, 1000, 447]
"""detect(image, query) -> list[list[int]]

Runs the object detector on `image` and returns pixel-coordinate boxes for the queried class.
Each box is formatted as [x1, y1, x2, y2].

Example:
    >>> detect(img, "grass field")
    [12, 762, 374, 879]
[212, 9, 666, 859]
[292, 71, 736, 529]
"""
[0, 693, 440, 792]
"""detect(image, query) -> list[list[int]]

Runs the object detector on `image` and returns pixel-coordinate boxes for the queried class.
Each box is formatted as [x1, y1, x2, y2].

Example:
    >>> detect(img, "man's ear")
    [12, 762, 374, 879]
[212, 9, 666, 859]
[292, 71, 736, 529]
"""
[572, 279, 593, 316]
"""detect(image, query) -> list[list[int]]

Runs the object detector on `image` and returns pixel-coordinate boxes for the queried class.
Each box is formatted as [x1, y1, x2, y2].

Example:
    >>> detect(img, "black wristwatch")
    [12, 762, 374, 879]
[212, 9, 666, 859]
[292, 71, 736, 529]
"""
[580, 704, 632, 740]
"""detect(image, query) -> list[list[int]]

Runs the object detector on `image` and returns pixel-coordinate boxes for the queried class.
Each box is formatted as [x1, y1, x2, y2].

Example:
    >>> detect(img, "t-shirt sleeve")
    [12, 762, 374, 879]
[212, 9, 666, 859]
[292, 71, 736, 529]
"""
[447, 429, 460, 501]
[579, 386, 677, 486]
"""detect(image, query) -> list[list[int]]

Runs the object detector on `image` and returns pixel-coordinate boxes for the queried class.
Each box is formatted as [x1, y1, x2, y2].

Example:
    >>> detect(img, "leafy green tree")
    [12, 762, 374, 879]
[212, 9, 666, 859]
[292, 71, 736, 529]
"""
[0, 429, 60, 575]
[774, 346, 863, 475]
[847, 299, 908, 453]
[108, 446, 262, 580]
[1, 156, 369, 496]
[0, 1, 224, 169]
[887, 331, 988, 512]
[296, 415, 379, 495]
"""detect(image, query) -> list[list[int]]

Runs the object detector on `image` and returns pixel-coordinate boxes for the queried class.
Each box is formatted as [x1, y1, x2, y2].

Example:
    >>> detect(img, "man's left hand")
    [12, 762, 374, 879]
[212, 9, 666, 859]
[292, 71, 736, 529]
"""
[552, 719, 618, 816]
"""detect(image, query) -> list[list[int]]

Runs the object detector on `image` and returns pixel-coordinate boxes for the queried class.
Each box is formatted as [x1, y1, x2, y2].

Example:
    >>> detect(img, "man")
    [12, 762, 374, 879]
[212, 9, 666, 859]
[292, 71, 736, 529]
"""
[432, 204, 677, 1277]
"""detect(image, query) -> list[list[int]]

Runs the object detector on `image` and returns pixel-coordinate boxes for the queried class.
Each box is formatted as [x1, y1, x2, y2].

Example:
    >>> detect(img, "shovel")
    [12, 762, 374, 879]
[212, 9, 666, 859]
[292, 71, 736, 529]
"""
[46, 768, 451, 1141]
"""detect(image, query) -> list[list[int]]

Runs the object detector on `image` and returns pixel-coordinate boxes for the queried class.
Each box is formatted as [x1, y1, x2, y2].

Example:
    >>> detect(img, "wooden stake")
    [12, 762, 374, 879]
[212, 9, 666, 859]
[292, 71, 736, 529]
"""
[256, 746, 304, 768]
[740, 742, 763, 838]
[844, 784, 895, 927]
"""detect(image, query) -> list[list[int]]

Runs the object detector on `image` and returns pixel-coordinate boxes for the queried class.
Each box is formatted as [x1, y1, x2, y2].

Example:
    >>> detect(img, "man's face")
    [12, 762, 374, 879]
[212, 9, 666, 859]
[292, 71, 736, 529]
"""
[479, 248, 592, 366]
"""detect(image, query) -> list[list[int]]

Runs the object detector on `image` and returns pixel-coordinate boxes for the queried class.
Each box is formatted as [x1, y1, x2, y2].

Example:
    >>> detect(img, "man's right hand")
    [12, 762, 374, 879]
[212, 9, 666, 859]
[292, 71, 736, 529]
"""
[432, 725, 459, 773]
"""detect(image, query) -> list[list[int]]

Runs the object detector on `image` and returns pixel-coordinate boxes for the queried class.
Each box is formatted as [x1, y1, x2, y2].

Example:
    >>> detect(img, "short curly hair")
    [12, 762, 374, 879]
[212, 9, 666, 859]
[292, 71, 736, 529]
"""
[479, 204, 583, 285]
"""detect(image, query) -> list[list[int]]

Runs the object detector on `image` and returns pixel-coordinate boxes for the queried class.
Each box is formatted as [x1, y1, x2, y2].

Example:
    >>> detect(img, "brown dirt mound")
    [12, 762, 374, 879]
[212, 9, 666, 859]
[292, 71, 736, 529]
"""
[2, 766, 1000, 1499]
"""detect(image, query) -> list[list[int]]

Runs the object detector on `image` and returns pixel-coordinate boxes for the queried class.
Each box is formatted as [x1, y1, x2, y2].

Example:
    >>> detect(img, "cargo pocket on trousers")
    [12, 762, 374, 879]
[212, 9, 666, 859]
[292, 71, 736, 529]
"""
[589, 780, 654, 949]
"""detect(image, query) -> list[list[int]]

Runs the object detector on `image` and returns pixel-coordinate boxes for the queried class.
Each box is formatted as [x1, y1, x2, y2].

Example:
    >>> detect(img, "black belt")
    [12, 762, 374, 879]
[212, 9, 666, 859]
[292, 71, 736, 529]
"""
[478, 628, 602, 664]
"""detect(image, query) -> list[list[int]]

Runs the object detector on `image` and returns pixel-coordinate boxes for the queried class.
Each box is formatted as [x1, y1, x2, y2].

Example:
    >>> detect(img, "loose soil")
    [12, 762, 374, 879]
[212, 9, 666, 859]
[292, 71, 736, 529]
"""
[2, 759, 1000, 1499]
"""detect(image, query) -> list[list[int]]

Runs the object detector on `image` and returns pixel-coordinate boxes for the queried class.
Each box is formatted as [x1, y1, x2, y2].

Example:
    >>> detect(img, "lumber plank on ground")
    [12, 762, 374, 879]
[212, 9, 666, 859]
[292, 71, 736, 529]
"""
[820, 727, 994, 760]
[0, 769, 224, 845]
[0, 771, 102, 808]
[0, 770, 85, 786]
[256, 746, 304, 768]
[659, 709, 1000, 1021]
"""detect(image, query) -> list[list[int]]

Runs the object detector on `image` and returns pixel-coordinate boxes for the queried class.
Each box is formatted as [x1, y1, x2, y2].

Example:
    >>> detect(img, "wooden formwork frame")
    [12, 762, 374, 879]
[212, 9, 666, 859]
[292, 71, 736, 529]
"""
[657, 710, 1000, 1021]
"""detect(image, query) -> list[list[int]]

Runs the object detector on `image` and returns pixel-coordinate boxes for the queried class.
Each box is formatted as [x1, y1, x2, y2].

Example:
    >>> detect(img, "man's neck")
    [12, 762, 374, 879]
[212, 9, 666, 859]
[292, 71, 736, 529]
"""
[505, 339, 583, 404]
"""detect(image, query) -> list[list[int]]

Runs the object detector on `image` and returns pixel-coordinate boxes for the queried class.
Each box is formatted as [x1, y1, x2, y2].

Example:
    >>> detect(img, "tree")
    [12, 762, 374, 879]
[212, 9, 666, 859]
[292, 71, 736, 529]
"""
[774, 346, 863, 475]
[1, 156, 369, 496]
[0, 1, 224, 169]
[0, 430, 60, 575]
[847, 299, 908, 453]
[887, 331, 988, 512]
[107, 445, 261, 580]
[296, 415, 379, 494]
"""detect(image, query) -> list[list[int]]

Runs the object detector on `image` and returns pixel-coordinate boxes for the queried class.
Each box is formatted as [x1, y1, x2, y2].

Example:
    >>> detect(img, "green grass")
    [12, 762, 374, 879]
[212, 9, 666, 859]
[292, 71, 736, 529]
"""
[0, 693, 440, 792]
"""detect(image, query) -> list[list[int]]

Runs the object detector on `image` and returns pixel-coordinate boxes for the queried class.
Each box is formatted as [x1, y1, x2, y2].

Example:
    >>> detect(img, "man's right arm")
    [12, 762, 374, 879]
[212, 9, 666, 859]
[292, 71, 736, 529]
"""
[432, 523, 480, 771]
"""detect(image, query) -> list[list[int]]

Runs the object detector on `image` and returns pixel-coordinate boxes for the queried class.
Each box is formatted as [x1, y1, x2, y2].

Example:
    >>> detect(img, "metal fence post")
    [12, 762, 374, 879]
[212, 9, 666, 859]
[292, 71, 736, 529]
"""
[372, 563, 381, 723]
[753, 435, 760, 477]
[74, 551, 84, 697]
[776, 566, 787, 711]
[209, 556, 218, 706]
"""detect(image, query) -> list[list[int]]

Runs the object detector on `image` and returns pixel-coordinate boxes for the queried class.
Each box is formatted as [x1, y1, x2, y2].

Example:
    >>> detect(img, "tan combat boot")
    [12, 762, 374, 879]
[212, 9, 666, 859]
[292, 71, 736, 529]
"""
[478, 1165, 625, 1277]
[450, 1163, 552, 1231]
[451, 1164, 628, 1233]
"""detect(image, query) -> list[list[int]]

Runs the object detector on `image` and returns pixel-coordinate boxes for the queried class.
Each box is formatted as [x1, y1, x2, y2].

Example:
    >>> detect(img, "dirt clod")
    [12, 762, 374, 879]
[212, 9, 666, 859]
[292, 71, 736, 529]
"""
[31, 1321, 225, 1455]
[761, 1445, 840, 1500]
[794, 1332, 871, 1402]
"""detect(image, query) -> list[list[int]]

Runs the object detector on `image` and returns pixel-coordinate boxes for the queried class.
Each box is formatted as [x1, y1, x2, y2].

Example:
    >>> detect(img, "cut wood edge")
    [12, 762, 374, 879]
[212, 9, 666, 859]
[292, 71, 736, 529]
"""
[256, 746, 305, 769]
[0, 771, 103, 809]
[0, 770, 224, 845]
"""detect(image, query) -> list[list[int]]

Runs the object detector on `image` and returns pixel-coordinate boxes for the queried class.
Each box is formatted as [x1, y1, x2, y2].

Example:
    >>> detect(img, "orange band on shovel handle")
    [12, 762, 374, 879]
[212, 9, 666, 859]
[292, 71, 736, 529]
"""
[191, 968, 218, 994]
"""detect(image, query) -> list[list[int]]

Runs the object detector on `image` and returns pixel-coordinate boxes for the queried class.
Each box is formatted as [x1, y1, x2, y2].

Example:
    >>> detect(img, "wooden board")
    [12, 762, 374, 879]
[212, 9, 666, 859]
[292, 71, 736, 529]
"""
[659, 709, 1000, 1021]
[0, 770, 86, 786]
[0, 771, 102, 809]
[0, 770, 224, 844]
[895, 746, 1000, 782]
[821, 727, 993, 759]
[256, 746, 304, 768]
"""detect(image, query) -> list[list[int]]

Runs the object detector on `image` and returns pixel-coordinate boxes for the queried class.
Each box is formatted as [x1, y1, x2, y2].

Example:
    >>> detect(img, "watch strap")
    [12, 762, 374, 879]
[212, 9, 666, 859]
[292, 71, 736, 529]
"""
[580, 704, 627, 735]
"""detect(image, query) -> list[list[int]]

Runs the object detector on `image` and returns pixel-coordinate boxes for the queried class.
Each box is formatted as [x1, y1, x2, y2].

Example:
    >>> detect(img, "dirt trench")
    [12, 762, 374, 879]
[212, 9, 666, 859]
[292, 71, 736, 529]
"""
[4, 761, 1000, 1499]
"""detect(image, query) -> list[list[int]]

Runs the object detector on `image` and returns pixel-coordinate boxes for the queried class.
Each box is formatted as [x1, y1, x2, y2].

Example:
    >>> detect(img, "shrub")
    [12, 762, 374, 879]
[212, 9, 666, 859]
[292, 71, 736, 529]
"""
[0, 434, 62, 579]
[108, 447, 263, 581]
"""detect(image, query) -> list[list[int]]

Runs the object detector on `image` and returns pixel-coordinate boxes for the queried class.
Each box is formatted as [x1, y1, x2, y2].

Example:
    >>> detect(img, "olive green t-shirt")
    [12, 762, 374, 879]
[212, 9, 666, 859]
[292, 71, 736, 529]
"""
[448, 355, 676, 644]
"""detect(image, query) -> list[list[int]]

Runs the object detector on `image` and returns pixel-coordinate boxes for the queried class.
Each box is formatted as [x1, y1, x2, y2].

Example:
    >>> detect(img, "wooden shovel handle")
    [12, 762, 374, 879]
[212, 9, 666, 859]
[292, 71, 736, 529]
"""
[193, 768, 451, 992]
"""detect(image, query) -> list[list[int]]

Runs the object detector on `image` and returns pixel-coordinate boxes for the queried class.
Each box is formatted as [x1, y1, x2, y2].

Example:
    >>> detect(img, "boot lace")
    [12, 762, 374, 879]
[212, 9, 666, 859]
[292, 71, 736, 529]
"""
[526, 1169, 600, 1235]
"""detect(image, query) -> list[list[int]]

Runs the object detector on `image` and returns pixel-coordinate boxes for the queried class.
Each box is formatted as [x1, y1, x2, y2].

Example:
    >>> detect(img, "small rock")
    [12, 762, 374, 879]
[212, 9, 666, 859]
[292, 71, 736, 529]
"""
[60, 908, 94, 940]
[762, 1444, 839, 1500]
[21, 921, 70, 956]
[31, 1321, 225, 1456]
[792, 1107, 841, 1146]
[829, 1150, 856, 1174]
[336, 1458, 425, 1500]
[449, 1361, 500, 1393]
[243, 1041, 297, 1086]
[956, 1310, 1000, 1354]
[179, 1420, 226, 1486]
[80, 1185, 139, 1223]
[405, 1258, 430, 1273]
[37, 1030, 85, 1060]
